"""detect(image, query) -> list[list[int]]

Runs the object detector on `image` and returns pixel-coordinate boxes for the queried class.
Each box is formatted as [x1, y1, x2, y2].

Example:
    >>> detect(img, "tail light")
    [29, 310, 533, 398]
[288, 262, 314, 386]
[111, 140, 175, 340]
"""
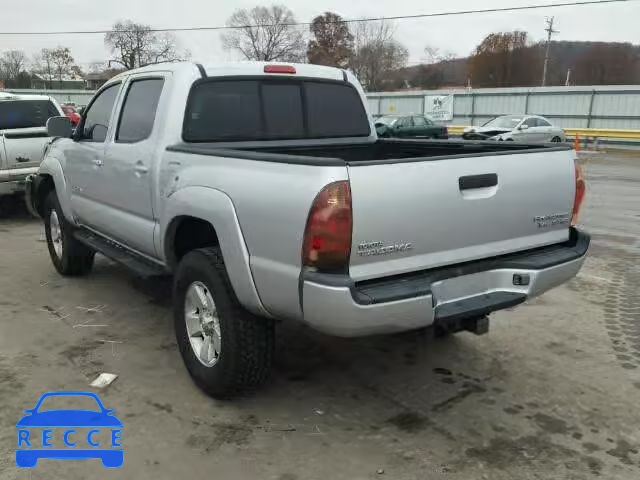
[302, 181, 352, 273]
[571, 160, 586, 226]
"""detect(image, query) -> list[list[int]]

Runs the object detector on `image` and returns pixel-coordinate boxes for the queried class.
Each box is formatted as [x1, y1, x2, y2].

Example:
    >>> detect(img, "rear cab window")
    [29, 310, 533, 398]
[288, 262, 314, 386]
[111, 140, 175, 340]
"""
[0, 100, 59, 130]
[183, 78, 370, 142]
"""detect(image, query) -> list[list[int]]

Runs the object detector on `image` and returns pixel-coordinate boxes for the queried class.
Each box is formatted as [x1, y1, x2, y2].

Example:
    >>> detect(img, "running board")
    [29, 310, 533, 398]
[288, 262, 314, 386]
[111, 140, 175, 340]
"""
[74, 230, 167, 278]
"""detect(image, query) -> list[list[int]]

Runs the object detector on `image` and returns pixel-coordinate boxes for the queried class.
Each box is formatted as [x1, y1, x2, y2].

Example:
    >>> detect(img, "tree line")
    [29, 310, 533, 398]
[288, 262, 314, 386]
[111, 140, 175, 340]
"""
[0, 47, 82, 89]
[1, 5, 638, 91]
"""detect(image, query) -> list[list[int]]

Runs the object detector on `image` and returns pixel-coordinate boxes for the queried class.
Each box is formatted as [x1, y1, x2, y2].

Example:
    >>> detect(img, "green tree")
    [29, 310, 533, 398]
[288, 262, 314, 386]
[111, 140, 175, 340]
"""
[307, 12, 354, 68]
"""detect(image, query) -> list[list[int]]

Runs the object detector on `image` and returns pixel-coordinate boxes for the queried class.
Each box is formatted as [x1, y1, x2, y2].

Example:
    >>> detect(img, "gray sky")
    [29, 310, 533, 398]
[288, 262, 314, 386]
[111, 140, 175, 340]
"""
[1, 0, 638, 69]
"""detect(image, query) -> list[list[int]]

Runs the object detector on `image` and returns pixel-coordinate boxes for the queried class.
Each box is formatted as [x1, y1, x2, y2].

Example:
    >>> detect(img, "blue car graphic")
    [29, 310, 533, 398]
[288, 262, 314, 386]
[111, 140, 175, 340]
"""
[16, 391, 123, 468]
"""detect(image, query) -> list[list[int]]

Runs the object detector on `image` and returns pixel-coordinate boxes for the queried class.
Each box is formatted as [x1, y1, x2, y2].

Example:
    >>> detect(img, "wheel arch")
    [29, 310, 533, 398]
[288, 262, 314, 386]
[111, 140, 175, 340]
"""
[160, 186, 270, 318]
[34, 156, 74, 223]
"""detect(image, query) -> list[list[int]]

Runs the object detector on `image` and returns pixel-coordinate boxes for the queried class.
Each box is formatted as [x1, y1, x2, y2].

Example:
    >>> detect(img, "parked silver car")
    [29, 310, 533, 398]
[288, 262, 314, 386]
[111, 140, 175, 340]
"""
[463, 115, 566, 143]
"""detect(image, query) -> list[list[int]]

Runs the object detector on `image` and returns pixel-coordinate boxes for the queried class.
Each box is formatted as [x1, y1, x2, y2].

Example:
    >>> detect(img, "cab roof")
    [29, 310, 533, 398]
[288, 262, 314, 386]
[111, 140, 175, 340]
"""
[109, 61, 347, 83]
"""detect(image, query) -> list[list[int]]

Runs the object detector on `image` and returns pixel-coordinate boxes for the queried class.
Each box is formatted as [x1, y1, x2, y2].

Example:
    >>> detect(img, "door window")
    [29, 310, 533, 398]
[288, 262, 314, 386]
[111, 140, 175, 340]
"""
[116, 78, 164, 143]
[412, 116, 427, 127]
[80, 84, 120, 142]
[396, 117, 413, 128]
[537, 118, 552, 127]
[523, 117, 538, 128]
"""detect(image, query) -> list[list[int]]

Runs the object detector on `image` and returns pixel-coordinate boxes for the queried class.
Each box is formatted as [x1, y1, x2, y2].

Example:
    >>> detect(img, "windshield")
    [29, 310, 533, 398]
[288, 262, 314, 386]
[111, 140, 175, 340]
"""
[482, 115, 523, 129]
[0, 100, 59, 130]
[36, 395, 102, 412]
[375, 116, 398, 126]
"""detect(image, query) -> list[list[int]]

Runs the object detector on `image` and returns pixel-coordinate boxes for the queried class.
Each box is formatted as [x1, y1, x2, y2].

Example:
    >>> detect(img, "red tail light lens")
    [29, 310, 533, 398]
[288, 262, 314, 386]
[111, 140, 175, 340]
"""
[302, 181, 352, 272]
[571, 161, 586, 226]
[264, 65, 296, 74]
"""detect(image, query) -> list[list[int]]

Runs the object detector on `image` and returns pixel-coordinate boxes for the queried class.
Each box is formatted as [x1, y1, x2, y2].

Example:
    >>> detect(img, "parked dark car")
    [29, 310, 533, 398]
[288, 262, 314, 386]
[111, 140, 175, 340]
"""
[375, 114, 448, 139]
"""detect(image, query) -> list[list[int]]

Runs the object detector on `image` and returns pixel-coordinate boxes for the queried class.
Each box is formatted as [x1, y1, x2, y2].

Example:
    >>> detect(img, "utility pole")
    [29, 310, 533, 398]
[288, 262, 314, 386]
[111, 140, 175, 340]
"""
[565, 68, 572, 86]
[541, 16, 558, 86]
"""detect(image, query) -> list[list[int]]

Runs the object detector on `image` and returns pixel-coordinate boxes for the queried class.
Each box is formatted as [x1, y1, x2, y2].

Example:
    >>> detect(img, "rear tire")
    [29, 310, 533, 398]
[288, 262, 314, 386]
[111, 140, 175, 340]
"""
[173, 247, 274, 398]
[44, 191, 94, 276]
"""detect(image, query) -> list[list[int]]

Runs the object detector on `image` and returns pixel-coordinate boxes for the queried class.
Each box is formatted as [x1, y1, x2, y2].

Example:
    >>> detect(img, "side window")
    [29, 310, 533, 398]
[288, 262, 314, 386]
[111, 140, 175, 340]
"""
[397, 117, 412, 128]
[537, 118, 552, 127]
[413, 116, 427, 127]
[81, 84, 120, 142]
[523, 117, 538, 128]
[116, 78, 164, 143]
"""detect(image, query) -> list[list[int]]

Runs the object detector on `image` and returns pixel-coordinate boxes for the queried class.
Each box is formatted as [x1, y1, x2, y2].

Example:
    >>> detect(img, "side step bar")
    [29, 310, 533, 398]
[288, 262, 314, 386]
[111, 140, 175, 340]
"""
[74, 229, 167, 278]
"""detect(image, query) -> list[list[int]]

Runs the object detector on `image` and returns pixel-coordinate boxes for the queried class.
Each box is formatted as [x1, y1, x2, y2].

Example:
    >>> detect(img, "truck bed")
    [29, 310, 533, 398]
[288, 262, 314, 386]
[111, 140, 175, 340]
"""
[167, 138, 576, 282]
[168, 139, 571, 166]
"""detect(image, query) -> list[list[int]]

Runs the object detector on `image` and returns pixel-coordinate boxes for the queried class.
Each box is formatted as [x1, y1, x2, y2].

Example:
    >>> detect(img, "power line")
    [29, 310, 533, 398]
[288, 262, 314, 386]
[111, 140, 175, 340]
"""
[0, 0, 634, 36]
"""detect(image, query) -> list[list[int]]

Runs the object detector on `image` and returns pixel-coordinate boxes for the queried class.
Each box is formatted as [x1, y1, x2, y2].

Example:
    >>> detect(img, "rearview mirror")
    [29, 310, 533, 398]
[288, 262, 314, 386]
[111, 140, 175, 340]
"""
[47, 116, 73, 138]
[519, 124, 529, 130]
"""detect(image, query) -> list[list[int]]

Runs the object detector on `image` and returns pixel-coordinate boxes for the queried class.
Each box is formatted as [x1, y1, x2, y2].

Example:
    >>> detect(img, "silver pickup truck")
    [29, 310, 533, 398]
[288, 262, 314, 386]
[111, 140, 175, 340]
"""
[0, 92, 63, 206]
[27, 62, 589, 398]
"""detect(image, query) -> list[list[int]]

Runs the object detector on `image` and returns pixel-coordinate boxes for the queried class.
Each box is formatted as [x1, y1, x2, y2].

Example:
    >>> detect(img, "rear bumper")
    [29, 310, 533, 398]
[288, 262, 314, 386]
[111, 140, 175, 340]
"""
[301, 228, 589, 337]
[0, 168, 39, 196]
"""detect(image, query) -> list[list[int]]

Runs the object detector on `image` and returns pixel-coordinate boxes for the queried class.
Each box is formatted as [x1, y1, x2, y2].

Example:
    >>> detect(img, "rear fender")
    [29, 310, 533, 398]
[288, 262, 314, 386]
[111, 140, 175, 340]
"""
[160, 186, 270, 318]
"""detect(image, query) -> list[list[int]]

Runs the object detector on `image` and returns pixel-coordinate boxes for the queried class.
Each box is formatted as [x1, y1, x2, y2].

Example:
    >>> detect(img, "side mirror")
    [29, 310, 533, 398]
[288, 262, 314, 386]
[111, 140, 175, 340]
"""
[47, 116, 73, 138]
[519, 124, 529, 130]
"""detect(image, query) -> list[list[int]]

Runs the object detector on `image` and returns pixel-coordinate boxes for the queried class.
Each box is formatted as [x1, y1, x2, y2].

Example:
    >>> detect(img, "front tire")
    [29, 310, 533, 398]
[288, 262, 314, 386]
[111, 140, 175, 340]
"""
[173, 247, 274, 398]
[551, 136, 562, 143]
[44, 192, 94, 276]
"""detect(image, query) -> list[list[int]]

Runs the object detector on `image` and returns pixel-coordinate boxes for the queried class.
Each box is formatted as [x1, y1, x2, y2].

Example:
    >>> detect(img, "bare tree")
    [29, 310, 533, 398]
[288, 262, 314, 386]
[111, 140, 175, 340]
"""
[423, 46, 455, 64]
[105, 20, 188, 70]
[48, 47, 76, 83]
[350, 20, 408, 91]
[0, 50, 27, 81]
[32, 49, 55, 88]
[469, 31, 534, 87]
[221, 5, 306, 62]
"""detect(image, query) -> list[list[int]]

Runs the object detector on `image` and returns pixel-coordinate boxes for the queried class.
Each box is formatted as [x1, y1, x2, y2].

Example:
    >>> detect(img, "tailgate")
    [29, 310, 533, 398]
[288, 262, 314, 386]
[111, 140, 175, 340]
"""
[347, 149, 576, 281]
[2, 127, 50, 174]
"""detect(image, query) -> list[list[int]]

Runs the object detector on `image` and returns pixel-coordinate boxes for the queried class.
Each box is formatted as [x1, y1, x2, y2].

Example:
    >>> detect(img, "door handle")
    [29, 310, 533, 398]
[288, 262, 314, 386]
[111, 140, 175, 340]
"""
[92, 159, 103, 167]
[134, 162, 149, 175]
[459, 173, 498, 190]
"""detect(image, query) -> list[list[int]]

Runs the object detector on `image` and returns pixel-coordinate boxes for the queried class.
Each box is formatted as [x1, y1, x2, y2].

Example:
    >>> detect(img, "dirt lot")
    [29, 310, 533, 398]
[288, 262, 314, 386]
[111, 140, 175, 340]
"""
[1, 152, 639, 480]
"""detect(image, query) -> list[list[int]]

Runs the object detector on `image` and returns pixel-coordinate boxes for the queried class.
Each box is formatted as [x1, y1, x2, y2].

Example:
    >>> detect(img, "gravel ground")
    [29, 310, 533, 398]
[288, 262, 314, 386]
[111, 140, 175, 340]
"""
[0, 152, 639, 479]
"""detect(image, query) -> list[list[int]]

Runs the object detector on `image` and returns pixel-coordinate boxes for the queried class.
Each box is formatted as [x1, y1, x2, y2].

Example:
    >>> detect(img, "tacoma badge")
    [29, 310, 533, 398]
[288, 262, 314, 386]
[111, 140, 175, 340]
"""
[357, 241, 413, 256]
[533, 212, 570, 228]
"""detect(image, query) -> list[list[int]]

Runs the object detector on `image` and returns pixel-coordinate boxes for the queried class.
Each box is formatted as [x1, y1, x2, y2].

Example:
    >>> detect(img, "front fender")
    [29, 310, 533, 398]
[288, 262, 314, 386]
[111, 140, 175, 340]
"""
[159, 186, 270, 318]
[35, 155, 75, 224]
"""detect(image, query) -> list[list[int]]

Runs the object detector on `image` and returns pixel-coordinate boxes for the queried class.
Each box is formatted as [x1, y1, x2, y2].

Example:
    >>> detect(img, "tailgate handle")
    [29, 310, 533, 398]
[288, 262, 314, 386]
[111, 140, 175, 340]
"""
[459, 173, 498, 190]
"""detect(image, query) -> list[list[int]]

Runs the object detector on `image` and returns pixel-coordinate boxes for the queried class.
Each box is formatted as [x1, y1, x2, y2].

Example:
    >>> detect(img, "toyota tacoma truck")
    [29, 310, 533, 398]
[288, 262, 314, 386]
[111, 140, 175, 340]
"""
[0, 92, 63, 208]
[26, 62, 589, 398]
